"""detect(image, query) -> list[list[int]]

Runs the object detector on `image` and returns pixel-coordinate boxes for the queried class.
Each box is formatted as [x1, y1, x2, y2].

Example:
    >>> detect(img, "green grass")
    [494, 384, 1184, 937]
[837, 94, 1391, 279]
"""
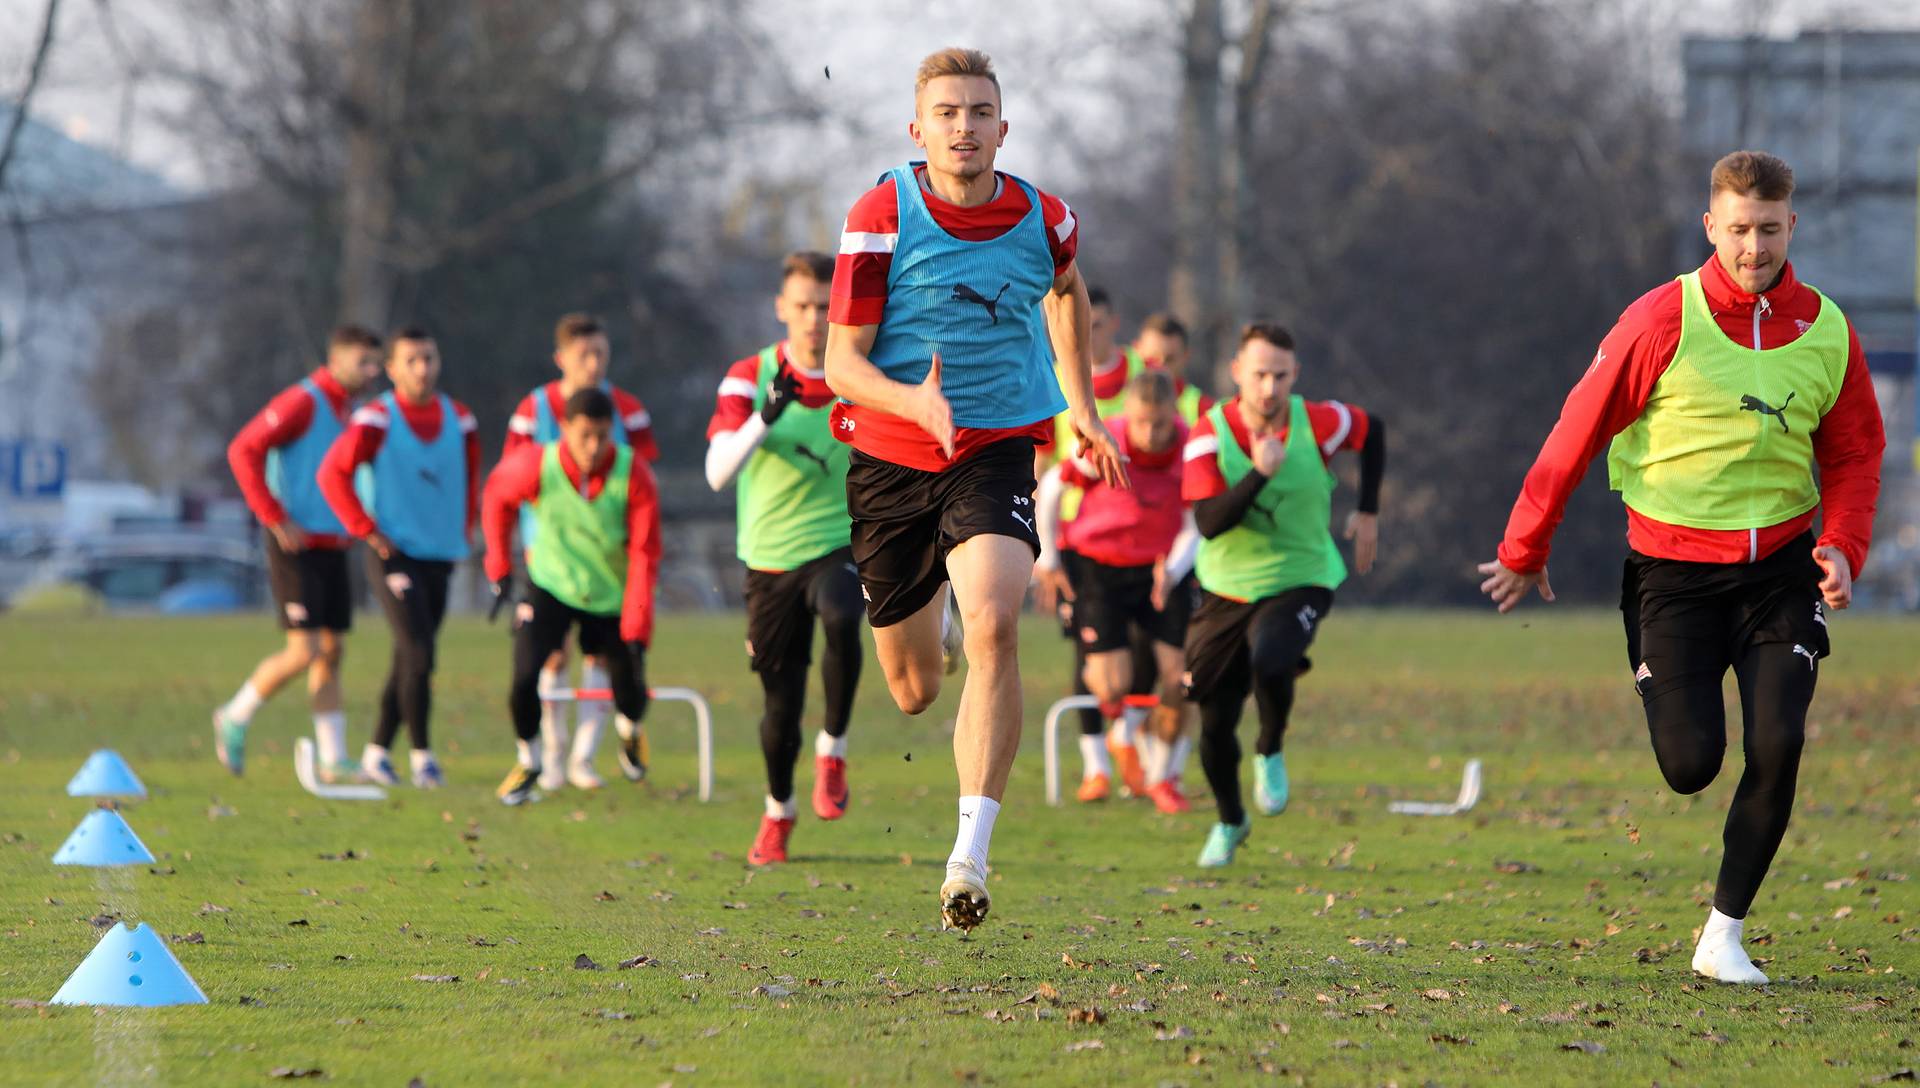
[1, 610, 1915, 1086]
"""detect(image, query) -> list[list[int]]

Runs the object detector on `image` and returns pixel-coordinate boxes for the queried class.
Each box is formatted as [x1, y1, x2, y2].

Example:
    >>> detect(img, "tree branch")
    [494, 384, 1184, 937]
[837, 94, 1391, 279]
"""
[0, 0, 64, 194]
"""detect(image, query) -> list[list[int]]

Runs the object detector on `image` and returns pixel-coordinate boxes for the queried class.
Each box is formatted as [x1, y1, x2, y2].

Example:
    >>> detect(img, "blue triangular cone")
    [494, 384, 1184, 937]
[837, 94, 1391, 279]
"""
[51, 809, 156, 866]
[50, 922, 207, 1006]
[66, 750, 147, 798]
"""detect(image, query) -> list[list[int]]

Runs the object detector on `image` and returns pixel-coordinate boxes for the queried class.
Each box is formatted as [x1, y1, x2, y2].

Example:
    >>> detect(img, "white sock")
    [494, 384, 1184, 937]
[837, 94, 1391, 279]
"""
[571, 664, 609, 765]
[1139, 733, 1167, 785]
[224, 682, 264, 725]
[1108, 715, 1135, 746]
[515, 739, 537, 770]
[815, 730, 846, 760]
[1167, 736, 1192, 778]
[409, 748, 435, 772]
[1702, 907, 1744, 943]
[765, 794, 796, 820]
[1078, 734, 1112, 777]
[537, 665, 566, 740]
[1693, 907, 1767, 983]
[940, 588, 954, 642]
[948, 795, 1000, 873]
[312, 711, 346, 766]
[362, 743, 389, 766]
[1121, 704, 1150, 736]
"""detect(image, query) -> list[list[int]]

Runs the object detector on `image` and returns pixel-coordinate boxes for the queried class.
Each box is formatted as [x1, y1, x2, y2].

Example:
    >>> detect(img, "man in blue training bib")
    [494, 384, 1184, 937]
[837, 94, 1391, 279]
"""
[824, 46, 1128, 933]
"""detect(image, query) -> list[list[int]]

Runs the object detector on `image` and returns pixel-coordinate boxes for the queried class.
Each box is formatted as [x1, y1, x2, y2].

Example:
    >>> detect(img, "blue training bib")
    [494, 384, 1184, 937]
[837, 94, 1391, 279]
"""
[865, 163, 1067, 429]
[365, 392, 469, 561]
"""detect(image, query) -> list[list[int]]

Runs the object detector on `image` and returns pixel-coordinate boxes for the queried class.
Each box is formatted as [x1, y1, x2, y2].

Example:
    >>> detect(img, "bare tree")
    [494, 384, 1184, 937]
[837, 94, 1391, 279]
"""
[0, 0, 61, 193]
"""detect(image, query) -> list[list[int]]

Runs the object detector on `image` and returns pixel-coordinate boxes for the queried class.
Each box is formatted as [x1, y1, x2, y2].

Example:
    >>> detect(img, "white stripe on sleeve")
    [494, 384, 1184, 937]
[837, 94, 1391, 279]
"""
[717, 377, 757, 400]
[1320, 400, 1352, 457]
[1183, 434, 1218, 462]
[507, 415, 536, 436]
[350, 405, 389, 429]
[1053, 203, 1076, 244]
[624, 410, 652, 430]
[838, 230, 897, 255]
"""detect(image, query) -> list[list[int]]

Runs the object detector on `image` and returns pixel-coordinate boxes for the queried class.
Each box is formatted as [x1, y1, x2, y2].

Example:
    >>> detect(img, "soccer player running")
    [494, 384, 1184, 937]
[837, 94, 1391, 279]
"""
[1480, 151, 1884, 984]
[1035, 368, 1199, 812]
[214, 325, 384, 778]
[824, 47, 1127, 931]
[317, 328, 481, 789]
[483, 387, 660, 806]
[502, 314, 659, 791]
[1181, 324, 1385, 867]
[707, 252, 864, 864]
[1045, 307, 1215, 797]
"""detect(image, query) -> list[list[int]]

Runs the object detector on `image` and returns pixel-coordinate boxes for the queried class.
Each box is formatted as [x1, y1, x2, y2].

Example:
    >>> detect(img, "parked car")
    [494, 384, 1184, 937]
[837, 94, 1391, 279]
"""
[12, 533, 265, 613]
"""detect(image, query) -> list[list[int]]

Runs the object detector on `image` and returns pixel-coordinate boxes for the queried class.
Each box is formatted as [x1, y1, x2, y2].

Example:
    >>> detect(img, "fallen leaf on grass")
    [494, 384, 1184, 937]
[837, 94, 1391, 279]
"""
[752, 984, 793, 998]
[170, 932, 205, 945]
[1155, 1026, 1195, 1041]
[269, 1068, 325, 1079]
[86, 914, 117, 929]
[574, 954, 602, 970]
[1563, 1041, 1605, 1055]
[619, 956, 660, 969]
[594, 890, 617, 902]
[286, 919, 310, 927]
[595, 1009, 633, 1020]
[1422, 989, 1453, 1001]
[197, 903, 230, 916]
[239, 995, 265, 1007]
[1700, 1032, 1729, 1044]
[1493, 860, 1541, 874]
[1063, 1040, 1104, 1053]
[1866, 1070, 1915, 1084]
[410, 975, 459, 983]
[1431, 1033, 1472, 1046]
[1015, 983, 1061, 1006]
[317, 849, 360, 861]
[1068, 1007, 1105, 1025]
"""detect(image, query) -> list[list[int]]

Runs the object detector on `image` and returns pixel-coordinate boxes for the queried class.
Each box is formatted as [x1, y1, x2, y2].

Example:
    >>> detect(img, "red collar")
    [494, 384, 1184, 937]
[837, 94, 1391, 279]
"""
[1698, 255, 1802, 316]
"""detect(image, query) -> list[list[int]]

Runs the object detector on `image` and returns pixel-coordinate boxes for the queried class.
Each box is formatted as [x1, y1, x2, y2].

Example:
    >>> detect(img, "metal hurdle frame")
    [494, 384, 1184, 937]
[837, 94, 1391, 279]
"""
[1041, 693, 1161, 806]
[544, 686, 714, 802]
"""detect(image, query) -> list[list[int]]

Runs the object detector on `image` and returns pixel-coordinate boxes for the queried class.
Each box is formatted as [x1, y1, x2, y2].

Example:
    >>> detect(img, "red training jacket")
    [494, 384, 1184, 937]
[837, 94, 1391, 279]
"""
[481, 443, 660, 646]
[1497, 256, 1884, 576]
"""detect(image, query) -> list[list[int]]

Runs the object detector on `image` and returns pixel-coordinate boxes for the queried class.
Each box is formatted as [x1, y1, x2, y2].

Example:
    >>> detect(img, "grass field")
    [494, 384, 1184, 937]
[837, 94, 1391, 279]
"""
[1, 609, 1916, 1086]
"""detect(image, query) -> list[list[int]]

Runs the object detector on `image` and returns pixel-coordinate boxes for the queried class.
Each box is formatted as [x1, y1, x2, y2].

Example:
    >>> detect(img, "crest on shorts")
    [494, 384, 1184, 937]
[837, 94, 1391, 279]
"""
[283, 602, 309, 624]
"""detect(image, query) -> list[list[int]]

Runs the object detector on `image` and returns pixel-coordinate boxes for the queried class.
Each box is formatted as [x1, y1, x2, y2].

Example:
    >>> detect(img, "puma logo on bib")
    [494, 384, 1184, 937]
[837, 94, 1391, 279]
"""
[950, 282, 1011, 325]
[1739, 392, 1795, 433]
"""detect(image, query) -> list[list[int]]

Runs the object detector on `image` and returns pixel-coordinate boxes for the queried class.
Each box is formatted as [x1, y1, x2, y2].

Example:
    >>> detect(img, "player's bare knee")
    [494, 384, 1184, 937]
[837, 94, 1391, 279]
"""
[960, 604, 1019, 659]
[886, 668, 940, 715]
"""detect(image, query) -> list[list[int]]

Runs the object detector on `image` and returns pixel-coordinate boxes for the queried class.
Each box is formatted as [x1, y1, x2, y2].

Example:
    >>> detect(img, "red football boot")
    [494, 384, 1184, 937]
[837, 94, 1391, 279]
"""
[812, 755, 850, 820]
[747, 816, 795, 865]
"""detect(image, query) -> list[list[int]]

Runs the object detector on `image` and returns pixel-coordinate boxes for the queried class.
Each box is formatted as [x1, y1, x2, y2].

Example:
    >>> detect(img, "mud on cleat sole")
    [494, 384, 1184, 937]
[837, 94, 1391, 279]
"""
[940, 889, 991, 933]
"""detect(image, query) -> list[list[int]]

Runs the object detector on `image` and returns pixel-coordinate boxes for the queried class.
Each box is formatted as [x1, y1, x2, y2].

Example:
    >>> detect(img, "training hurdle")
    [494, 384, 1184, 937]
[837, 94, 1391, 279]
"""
[545, 686, 714, 802]
[1041, 693, 1160, 806]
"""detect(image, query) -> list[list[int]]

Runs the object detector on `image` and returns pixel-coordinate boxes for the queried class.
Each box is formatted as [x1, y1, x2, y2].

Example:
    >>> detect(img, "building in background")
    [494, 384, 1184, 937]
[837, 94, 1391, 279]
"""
[1684, 30, 1920, 607]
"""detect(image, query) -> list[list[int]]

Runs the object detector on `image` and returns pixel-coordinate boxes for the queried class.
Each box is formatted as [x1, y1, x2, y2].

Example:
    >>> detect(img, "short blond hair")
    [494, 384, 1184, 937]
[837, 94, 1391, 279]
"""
[915, 47, 999, 101]
[1711, 150, 1795, 203]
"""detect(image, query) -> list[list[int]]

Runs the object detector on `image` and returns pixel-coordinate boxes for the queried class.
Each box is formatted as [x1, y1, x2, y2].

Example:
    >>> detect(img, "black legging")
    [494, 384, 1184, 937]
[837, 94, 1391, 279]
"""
[509, 585, 648, 744]
[761, 563, 864, 802]
[1195, 588, 1331, 827]
[1640, 640, 1813, 917]
[368, 550, 452, 751]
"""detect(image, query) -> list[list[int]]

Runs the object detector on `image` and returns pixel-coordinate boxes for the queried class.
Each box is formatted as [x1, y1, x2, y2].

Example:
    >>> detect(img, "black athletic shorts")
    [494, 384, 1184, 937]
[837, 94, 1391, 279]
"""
[846, 437, 1039, 627]
[265, 530, 352, 631]
[1621, 530, 1829, 699]
[516, 582, 625, 665]
[1182, 585, 1333, 702]
[1067, 555, 1195, 652]
[744, 545, 861, 674]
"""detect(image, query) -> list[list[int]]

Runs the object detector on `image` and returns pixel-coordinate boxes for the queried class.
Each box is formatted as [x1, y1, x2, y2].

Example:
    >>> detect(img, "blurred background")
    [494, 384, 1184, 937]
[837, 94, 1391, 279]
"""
[1, 0, 1917, 616]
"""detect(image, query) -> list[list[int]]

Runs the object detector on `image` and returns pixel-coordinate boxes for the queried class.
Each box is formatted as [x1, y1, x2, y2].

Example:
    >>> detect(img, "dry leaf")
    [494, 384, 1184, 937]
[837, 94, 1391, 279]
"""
[574, 954, 601, 970]
[1563, 1040, 1605, 1055]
